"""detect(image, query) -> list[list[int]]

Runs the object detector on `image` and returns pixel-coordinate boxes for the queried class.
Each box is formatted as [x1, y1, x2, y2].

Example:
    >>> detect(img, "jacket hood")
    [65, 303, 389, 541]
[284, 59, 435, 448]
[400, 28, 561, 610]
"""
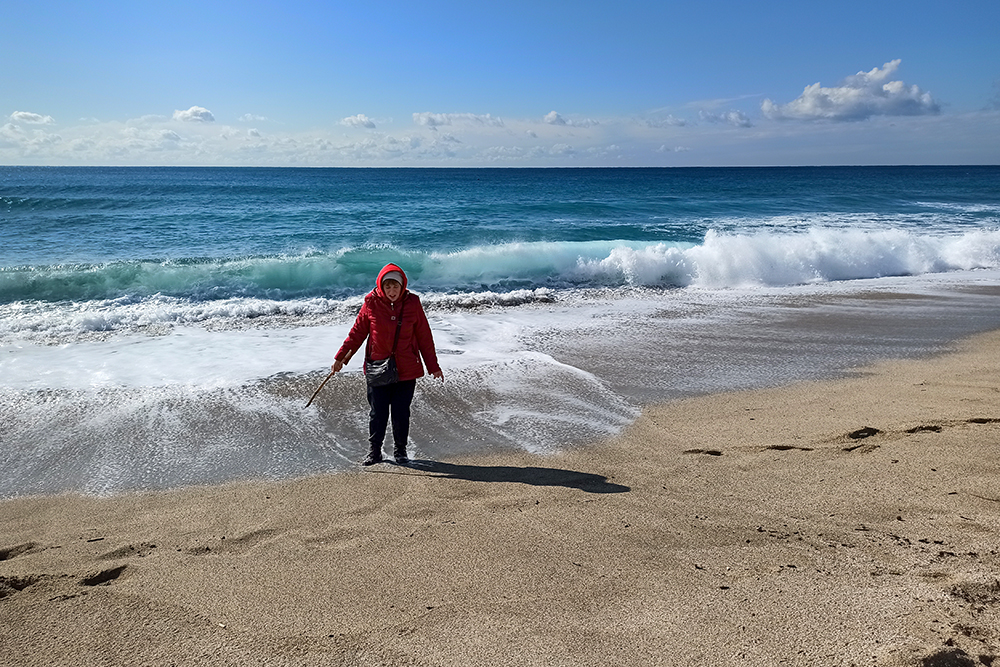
[375, 263, 408, 299]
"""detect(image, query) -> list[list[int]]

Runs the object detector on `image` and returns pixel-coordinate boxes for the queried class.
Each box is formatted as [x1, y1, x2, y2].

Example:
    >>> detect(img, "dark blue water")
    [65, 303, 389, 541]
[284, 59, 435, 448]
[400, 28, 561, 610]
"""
[4, 165, 997, 264]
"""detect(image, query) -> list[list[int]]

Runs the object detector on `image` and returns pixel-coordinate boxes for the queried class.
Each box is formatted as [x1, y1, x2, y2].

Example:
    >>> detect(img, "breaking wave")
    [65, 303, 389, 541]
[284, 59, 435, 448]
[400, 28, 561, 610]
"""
[3, 228, 999, 306]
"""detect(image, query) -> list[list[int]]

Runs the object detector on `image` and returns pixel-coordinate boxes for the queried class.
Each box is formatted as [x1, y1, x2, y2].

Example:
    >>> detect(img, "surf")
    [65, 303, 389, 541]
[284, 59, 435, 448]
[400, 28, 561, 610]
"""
[3, 228, 999, 306]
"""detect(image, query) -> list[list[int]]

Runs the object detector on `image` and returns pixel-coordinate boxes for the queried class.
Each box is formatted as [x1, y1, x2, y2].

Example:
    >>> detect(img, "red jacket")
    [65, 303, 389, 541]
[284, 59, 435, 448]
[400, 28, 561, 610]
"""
[335, 263, 441, 382]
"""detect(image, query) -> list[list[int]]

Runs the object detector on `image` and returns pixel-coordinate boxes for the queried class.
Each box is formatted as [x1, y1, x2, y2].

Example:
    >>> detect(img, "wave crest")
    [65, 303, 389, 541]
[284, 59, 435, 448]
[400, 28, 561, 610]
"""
[2, 228, 998, 308]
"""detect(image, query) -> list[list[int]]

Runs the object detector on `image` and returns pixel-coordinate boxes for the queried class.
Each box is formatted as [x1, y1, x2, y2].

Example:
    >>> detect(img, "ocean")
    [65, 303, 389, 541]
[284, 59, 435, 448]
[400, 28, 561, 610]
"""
[2, 165, 999, 497]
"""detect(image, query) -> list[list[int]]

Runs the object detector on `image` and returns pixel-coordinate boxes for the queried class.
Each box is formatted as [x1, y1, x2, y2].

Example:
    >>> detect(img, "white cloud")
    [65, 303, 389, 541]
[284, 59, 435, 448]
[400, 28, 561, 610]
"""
[413, 113, 448, 127]
[69, 138, 96, 152]
[544, 111, 567, 126]
[0, 121, 61, 153]
[130, 114, 169, 125]
[239, 113, 268, 122]
[172, 106, 216, 122]
[483, 145, 527, 161]
[586, 144, 622, 158]
[341, 114, 376, 129]
[544, 111, 598, 128]
[0, 123, 24, 148]
[762, 60, 940, 121]
[412, 112, 504, 128]
[248, 128, 261, 138]
[10, 111, 55, 124]
[645, 115, 687, 128]
[699, 110, 752, 127]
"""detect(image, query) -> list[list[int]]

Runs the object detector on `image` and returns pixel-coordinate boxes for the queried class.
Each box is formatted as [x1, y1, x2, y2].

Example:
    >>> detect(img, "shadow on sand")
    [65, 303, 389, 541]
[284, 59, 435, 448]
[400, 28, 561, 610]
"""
[375, 460, 630, 494]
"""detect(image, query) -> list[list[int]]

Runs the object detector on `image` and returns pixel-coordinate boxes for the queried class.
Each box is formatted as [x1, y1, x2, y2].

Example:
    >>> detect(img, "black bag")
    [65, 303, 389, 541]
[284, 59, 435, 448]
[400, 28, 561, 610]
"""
[364, 356, 398, 387]
[365, 297, 404, 388]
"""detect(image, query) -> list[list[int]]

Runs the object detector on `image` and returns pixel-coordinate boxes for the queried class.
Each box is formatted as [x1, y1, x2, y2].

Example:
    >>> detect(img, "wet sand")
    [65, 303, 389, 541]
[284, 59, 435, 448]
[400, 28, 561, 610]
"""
[2, 331, 999, 666]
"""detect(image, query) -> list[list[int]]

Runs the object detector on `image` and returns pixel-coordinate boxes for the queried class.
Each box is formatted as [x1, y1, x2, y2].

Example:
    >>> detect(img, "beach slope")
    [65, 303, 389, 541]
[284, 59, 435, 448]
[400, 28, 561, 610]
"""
[2, 332, 999, 666]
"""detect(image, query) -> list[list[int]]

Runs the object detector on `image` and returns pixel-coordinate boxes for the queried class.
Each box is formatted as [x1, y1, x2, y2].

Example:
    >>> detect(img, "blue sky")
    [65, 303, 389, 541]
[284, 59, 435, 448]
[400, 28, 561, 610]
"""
[3, 0, 998, 166]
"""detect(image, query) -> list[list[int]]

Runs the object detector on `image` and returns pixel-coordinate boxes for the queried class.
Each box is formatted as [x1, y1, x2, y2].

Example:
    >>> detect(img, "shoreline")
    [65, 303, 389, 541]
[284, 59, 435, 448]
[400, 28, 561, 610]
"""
[5, 273, 1000, 498]
[2, 330, 1000, 665]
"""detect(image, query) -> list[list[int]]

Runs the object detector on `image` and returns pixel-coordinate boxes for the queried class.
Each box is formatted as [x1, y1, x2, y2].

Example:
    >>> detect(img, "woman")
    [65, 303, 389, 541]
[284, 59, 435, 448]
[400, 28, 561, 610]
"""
[333, 263, 444, 466]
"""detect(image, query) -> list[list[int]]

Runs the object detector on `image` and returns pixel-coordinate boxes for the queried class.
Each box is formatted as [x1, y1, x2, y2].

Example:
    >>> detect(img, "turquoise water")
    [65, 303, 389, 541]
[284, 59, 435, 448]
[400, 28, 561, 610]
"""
[2, 166, 999, 496]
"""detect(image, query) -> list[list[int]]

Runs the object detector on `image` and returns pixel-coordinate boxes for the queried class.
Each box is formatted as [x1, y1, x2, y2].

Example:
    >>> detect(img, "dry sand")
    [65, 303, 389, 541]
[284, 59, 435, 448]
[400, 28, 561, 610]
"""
[2, 330, 999, 666]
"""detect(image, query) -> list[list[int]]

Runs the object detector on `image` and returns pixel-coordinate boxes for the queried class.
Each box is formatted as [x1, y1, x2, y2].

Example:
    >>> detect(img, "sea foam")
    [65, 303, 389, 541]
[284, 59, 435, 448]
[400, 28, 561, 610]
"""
[3, 227, 998, 343]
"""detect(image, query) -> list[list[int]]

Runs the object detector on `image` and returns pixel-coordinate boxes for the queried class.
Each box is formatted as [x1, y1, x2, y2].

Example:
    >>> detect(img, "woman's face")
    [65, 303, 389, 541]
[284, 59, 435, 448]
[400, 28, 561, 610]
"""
[382, 279, 402, 302]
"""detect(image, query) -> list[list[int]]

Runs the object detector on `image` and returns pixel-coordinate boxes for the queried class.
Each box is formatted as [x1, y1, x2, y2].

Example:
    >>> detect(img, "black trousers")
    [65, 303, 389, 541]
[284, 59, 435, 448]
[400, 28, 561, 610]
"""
[366, 379, 417, 456]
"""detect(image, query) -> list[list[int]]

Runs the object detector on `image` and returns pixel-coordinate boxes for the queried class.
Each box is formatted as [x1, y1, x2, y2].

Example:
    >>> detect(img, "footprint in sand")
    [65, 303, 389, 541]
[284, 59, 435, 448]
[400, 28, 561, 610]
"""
[842, 426, 882, 453]
[920, 647, 979, 667]
[950, 579, 1000, 606]
[183, 528, 282, 556]
[98, 542, 157, 560]
[79, 565, 127, 587]
[0, 575, 44, 599]
[0, 542, 45, 561]
[840, 418, 998, 453]
[906, 425, 943, 433]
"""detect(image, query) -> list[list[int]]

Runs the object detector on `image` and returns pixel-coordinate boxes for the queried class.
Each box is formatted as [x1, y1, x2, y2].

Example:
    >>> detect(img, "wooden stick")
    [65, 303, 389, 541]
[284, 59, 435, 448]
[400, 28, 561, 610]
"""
[305, 349, 355, 408]
[305, 370, 335, 408]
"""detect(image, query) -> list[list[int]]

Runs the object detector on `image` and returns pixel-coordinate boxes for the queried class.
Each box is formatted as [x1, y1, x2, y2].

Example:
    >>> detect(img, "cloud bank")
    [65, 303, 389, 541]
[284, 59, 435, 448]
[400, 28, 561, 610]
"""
[762, 60, 940, 121]
[2, 64, 995, 168]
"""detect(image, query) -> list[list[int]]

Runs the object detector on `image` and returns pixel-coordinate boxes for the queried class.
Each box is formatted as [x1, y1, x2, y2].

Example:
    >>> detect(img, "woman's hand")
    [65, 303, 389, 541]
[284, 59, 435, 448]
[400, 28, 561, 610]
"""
[432, 370, 444, 381]
[332, 359, 344, 373]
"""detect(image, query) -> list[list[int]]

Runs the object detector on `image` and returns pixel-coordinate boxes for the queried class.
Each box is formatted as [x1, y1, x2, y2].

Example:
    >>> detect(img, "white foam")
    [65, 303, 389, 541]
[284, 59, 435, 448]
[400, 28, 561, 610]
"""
[6, 265, 1000, 393]
[4, 268, 1000, 496]
[4, 228, 999, 345]
[1, 328, 328, 390]
[0, 304, 542, 390]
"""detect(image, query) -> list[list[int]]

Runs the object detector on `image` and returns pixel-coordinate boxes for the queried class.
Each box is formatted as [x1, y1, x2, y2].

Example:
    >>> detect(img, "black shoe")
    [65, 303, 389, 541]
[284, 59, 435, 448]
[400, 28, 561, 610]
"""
[361, 453, 383, 466]
[394, 455, 409, 466]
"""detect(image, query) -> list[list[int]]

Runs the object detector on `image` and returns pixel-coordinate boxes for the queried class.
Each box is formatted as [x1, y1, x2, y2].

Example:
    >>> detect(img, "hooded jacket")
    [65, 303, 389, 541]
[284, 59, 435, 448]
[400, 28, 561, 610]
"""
[335, 263, 441, 382]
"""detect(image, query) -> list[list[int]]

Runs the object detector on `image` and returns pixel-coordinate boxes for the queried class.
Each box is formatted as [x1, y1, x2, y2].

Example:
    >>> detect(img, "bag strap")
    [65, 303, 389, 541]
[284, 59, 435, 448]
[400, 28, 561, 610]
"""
[389, 296, 405, 356]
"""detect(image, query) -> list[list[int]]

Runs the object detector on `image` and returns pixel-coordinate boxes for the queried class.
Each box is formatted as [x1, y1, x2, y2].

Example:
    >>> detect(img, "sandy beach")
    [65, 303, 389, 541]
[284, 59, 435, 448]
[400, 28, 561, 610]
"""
[2, 329, 999, 666]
